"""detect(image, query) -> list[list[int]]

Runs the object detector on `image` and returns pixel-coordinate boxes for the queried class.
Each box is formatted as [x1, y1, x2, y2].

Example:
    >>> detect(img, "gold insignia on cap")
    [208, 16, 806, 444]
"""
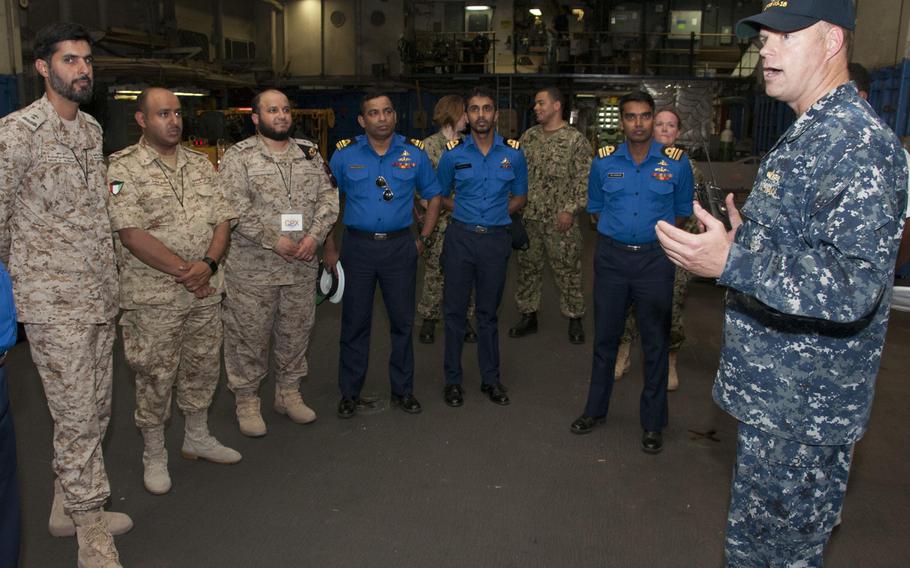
[597, 145, 616, 159]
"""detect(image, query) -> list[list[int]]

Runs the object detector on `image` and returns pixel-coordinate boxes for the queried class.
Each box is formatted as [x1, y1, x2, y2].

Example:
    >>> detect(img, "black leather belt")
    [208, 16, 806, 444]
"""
[451, 220, 509, 234]
[347, 227, 411, 240]
[600, 236, 661, 252]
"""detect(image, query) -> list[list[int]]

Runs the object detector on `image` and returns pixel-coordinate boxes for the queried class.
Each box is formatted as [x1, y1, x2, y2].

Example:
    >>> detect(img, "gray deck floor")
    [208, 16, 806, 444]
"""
[7, 228, 910, 567]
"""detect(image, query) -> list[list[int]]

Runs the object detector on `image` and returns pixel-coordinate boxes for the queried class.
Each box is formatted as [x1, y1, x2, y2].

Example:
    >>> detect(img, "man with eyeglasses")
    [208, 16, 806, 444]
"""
[435, 87, 528, 408]
[107, 87, 241, 497]
[322, 92, 441, 418]
[570, 90, 693, 455]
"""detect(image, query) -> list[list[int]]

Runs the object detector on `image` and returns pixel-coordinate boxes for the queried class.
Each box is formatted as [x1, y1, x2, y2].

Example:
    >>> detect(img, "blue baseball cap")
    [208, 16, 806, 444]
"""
[736, 0, 856, 39]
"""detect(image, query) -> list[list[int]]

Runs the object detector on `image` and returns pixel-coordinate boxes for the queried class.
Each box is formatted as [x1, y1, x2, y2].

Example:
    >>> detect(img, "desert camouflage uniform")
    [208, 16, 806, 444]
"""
[514, 124, 591, 318]
[107, 138, 236, 429]
[219, 136, 338, 394]
[715, 83, 908, 565]
[417, 131, 474, 320]
[0, 95, 119, 514]
[620, 159, 705, 348]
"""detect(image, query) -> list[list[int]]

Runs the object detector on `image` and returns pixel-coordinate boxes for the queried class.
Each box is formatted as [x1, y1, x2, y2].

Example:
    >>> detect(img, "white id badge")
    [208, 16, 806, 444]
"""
[281, 213, 304, 232]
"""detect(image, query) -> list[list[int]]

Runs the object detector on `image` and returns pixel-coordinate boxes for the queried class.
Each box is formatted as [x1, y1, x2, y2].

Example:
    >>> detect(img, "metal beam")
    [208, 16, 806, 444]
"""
[258, 0, 284, 11]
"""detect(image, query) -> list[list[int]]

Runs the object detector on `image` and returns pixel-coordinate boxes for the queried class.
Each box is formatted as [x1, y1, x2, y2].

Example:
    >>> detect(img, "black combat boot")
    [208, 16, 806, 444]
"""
[508, 312, 538, 338]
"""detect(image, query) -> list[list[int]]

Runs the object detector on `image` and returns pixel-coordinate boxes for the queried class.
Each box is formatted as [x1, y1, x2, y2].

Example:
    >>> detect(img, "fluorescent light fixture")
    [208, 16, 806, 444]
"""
[576, 93, 596, 98]
[113, 94, 137, 101]
[173, 91, 206, 97]
[115, 90, 142, 95]
[529, 8, 542, 16]
[466, 5, 490, 11]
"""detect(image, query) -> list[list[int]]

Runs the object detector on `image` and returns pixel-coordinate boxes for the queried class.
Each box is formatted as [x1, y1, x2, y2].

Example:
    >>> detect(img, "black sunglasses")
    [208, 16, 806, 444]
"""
[375, 176, 394, 201]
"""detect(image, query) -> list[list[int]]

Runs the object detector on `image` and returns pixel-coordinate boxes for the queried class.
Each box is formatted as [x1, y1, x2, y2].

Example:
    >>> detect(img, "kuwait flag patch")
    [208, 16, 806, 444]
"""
[109, 181, 124, 195]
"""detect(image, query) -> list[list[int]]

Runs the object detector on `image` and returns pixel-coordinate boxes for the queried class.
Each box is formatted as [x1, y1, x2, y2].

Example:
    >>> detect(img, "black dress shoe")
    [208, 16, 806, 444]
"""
[568, 318, 585, 344]
[419, 319, 436, 344]
[641, 430, 663, 454]
[391, 393, 422, 414]
[337, 397, 356, 419]
[480, 383, 510, 406]
[464, 320, 478, 343]
[508, 312, 538, 338]
[570, 415, 605, 435]
[444, 384, 464, 407]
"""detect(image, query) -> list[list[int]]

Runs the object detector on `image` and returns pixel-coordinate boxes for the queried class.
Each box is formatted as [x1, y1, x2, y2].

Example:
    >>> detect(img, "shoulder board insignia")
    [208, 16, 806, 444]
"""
[445, 139, 462, 151]
[335, 138, 353, 151]
[295, 137, 317, 148]
[408, 138, 425, 150]
[506, 138, 520, 149]
[108, 143, 140, 161]
[295, 138, 320, 160]
[597, 145, 616, 159]
[16, 108, 47, 132]
[184, 145, 206, 157]
[234, 136, 257, 150]
[663, 146, 684, 161]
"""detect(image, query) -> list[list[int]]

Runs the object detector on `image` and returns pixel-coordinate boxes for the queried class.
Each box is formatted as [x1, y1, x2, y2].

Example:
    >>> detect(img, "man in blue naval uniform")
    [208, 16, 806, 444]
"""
[571, 90, 693, 454]
[436, 87, 527, 407]
[323, 92, 442, 418]
[656, 1, 908, 564]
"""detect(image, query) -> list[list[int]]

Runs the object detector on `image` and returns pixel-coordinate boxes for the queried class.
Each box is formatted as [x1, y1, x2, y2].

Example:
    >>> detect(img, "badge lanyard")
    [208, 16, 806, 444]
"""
[154, 159, 185, 208]
[69, 148, 89, 186]
[273, 160, 294, 207]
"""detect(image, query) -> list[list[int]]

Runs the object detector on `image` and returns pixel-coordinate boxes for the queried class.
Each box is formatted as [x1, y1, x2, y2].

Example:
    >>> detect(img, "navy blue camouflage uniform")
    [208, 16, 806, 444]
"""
[715, 83, 908, 566]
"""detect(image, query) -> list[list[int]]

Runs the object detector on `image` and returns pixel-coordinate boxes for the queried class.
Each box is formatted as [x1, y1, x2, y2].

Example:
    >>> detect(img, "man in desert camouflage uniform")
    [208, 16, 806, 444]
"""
[0, 22, 130, 567]
[219, 89, 339, 437]
[509, 87, 591, 344]
[107, 87, 241, 497]
[657, 1, 908, 564]
[417, 94, 476, 344]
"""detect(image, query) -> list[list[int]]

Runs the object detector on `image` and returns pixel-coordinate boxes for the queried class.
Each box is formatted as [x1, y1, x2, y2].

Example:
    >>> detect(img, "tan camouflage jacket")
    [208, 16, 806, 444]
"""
[518, 124, 592, 222]
[0, 95, 119, 324]
[107, 138, 236, 309]
[422, 131, 449, 167]
[219, 135, 338, 285]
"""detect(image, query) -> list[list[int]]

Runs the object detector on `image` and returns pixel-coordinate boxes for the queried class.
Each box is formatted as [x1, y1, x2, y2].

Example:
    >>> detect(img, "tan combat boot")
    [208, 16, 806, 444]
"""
[668, 351, 680, 391]
[614, 341, 632, 380]
[236, 394, 267, 437]
[275, 386, 317, 424]
[141, 427, 171, 495]
[181, 411, 242, 464]
[48, 479, 133, 537]
[72, 510, 122, 568]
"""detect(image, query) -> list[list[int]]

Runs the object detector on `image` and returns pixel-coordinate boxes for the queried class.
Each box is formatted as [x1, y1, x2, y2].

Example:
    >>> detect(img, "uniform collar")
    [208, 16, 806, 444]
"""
[616, 138, 664, 162]
[137, 136, 189, 170]
[464, 131, 504, 150]
[784, 82, 858, 144]
[356, 133, 406, 156]
[38, 94, 88, 147]
[256, 134, 304, 161]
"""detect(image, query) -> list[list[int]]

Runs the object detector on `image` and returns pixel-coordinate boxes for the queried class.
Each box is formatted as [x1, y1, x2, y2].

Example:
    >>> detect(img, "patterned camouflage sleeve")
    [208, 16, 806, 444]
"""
[719, 157, 897, 323]
[106, 157, 147, 231]
[307, 154, 340, 244]
[0, 120, 29, 263]
[200, 158, 237, 228]
[219, 149, 282, 250]
[566, 133, 592, 214]
[690, 158, 706, 186]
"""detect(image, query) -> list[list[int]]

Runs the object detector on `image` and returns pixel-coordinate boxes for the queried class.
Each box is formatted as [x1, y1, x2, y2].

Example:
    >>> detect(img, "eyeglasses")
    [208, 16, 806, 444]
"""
[375, 176, 394, 201]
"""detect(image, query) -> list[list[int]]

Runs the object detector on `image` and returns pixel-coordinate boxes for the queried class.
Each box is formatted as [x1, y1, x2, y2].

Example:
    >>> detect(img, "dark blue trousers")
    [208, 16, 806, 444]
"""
[338, 230, 418, 398]
[0, 366, 20, 568]
[442, 221, 512, 386]
[585, 236, 674, 431]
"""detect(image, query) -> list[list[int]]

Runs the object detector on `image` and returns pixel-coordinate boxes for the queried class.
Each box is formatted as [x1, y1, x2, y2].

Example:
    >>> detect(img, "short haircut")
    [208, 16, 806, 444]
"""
[465, 87, 497, 110]
[537, 87, 566, 112]
[848, 62, 871, 95]
[136, 87, 173, 114]
[34, 22, 92, 62]
[252, 88, 289, 115]
[619, 90, 655, 114]
[654, 106, 682, 130]
[433, 94, 465, 129]
[360, 91, 393, 115]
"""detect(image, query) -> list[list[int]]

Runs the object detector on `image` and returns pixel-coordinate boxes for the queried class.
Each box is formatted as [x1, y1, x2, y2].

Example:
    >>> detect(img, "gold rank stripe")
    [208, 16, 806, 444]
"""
[598, 145, 615, 159]
[506, 138, 520, 149]
[663, 146, 683, 161]
[409, 138, 425, 150]
[446, 139, 462, 151]
[335, 139, 352, 150]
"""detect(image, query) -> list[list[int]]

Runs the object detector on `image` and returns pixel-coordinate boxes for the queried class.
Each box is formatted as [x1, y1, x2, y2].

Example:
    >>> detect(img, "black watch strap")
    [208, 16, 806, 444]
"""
[202, 256, 218, 274]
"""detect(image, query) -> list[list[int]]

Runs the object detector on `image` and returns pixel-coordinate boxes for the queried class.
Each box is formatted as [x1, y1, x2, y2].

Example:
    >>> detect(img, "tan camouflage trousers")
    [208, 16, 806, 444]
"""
[222, 275, 316, 395]
[120, 304, 222, 429]
[418, 215, 474, 320]
[621, 265, 690, 350]
[26, 322, 115, 514]
[514, 219, 585, 318]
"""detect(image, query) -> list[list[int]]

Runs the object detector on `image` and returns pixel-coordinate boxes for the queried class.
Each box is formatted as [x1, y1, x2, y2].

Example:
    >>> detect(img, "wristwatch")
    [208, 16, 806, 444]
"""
[202, 256, 219, 274]
[418, 234, 434, 247]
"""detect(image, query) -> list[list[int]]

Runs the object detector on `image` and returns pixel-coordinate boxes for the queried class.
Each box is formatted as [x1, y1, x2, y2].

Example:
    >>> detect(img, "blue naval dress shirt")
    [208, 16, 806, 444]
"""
[329, 134, 441, 232]
[587, 139, 693, 244]
[436, 133, 528, 226]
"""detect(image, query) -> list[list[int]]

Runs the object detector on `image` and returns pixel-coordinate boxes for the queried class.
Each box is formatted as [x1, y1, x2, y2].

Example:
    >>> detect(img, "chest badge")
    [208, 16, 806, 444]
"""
[500, 158, 512, 169]
[109, 181, 124, 195]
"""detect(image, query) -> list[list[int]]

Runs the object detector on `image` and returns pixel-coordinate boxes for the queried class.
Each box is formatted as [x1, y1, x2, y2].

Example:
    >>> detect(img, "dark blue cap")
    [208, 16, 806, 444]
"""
[736, 0, 856, 39]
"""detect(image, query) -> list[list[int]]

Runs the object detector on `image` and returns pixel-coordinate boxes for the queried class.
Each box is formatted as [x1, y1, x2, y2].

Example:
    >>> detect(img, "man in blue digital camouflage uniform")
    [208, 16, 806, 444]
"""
[656, 1, 909, 565]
